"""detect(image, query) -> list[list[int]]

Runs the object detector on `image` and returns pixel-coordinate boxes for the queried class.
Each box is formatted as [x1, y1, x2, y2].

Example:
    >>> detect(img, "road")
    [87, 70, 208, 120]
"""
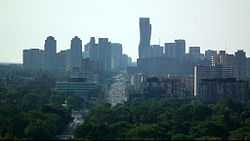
[107, 73, 128, 107]
[55, 110, 86, 140]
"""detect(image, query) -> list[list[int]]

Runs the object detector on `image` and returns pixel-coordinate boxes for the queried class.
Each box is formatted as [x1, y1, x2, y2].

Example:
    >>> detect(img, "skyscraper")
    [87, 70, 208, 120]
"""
[139, 17, 151, 59]
[175, 39, 186, 59]
[44, 36, 57, 71]
[70, 36, 82, 73]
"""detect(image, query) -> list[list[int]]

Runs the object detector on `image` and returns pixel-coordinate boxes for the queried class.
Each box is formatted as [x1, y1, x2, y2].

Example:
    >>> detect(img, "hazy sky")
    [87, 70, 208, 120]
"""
[1, 0, 250, 63]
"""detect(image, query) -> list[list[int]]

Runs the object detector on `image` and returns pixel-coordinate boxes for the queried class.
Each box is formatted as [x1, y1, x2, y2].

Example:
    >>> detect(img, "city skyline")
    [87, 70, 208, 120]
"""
[1, 0, 250, 63]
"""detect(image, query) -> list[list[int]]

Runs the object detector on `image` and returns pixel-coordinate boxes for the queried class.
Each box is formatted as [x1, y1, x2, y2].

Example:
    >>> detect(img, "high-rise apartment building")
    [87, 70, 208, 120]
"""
[139, 17, 151, 59]
[111, 43, 123, 71]
[165, 43, 176, 58]
[205, 50, 218, 66]
[70, 36, 83, 72]
[189, 47, 201, 58]
[99, 38, 111, 72]
[84, 37, 96, 59]
[44, 36, 57, 71]
[23, 49, 44, 70]
[234, 50, 247, 80]
[151, 45, 163, 58]
[194, 65, 234, 96]
[175, 39, 186, 59]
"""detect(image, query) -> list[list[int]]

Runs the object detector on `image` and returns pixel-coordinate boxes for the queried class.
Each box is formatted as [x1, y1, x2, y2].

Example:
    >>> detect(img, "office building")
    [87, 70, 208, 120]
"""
[55, 77, 98, 96]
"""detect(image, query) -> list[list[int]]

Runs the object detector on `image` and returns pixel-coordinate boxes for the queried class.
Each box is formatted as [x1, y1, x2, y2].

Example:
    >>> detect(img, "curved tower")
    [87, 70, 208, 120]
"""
[139, 17, 151, 59]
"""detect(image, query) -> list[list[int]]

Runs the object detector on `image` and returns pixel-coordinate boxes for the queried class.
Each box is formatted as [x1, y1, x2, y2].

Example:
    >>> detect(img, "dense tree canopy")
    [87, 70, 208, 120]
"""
[0, 71, 72, 140]
[75, 97, 250, 140]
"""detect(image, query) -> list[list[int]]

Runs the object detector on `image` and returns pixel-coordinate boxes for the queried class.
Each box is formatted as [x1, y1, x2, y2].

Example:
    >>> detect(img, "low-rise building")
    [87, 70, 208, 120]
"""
[55, 77, 98, 97]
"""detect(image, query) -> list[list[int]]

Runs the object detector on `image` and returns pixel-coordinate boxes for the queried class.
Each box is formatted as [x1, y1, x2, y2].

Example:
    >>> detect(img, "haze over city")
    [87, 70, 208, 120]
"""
[2, 0, 250, 140]
[1, 0, 250, 63]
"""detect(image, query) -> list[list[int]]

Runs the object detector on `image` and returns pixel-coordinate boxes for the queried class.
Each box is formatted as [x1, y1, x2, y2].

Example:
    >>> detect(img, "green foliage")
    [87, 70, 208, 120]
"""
[0, 72, 72, 139]
[75, 97, 250, 140]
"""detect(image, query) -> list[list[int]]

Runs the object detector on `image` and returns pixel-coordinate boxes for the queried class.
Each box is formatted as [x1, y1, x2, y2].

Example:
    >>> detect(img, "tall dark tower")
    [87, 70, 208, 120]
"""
[44, 36, 57, 71]
[70, 36, 82, 73]
[139, 17, 151, 59]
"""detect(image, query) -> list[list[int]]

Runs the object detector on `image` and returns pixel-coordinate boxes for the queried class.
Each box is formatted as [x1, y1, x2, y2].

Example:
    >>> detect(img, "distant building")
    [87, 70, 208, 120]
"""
[110, 43, 123, 71]
[99, 38, 112, 72]
[175, 39, 186, 60]
[84, 37, 96, 59]
[88, 37, 99, 63]
[189, 46, 201, 58]
[165, 43, 176, 58]
[164, 40, 186, 60]
[70, 36, 83, 73]
[137, 56, 195, 77]
[81, 58, 99, 82]
[55, 77, 98, 96]
[199, 78, 248, 103]
[139, 17, 151, 59]
[151, 45, 163, 58]
[194, 65, 234, 96]
[44, 36, 57, 71]
[56, 50, 70, 73]
[234, 50, 247, 80]
[247, 58, 250, 78]
[205, 50, 218, 66]
[218, 50, 227, 65]
[23, 49, 44, 70]
[121, 54, 132, 70]
[142, 76, 193, 97]
[86, 37, 129, 72]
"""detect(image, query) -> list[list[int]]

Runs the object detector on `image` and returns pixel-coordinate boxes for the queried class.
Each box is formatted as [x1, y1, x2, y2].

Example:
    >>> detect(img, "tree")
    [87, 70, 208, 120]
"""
[25, 120, 53, 140]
